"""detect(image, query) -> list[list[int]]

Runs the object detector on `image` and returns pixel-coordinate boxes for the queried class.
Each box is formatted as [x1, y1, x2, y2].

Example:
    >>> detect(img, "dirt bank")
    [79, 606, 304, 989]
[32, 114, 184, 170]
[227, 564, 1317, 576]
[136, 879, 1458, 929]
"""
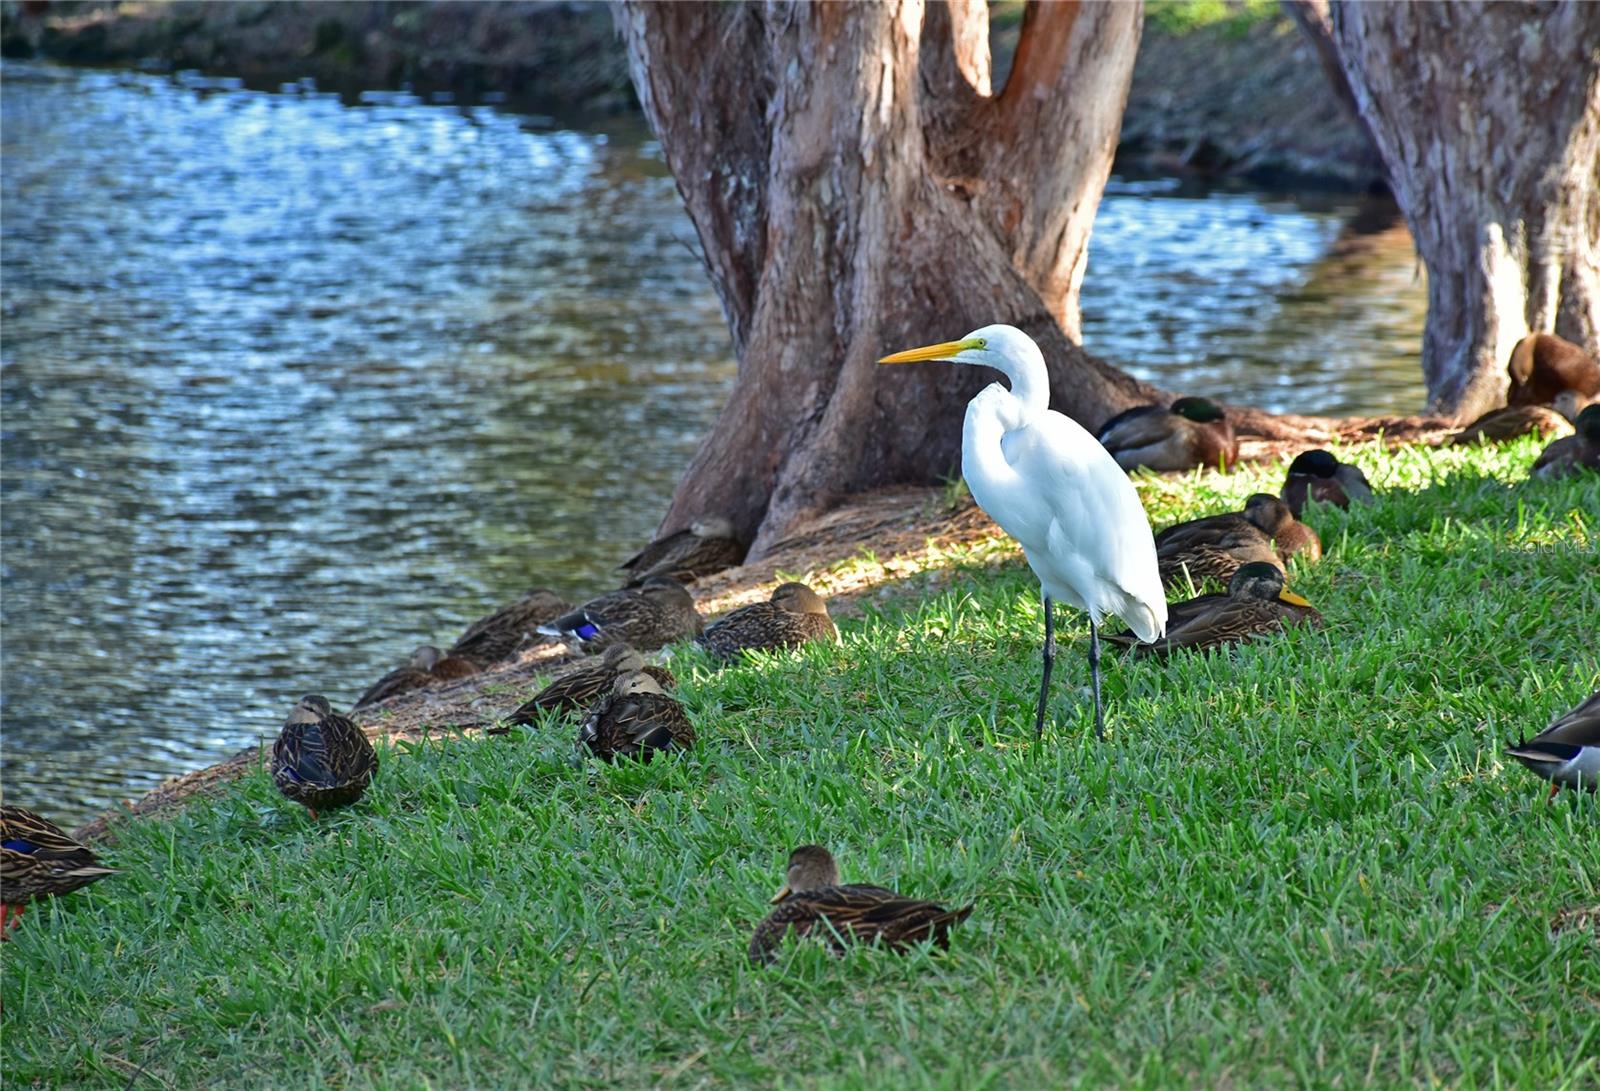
[5, 1, 1382, 190]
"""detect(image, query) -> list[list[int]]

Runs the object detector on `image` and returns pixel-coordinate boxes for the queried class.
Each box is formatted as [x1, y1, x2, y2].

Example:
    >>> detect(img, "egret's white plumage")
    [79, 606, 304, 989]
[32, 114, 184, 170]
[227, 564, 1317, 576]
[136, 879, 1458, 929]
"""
[880, 324, 1166, 737]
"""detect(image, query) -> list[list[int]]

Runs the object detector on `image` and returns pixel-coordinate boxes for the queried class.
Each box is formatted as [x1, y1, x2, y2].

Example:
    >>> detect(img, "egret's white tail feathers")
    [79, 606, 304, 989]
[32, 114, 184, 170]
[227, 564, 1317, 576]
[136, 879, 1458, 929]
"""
[1108, 589, 1166, 644]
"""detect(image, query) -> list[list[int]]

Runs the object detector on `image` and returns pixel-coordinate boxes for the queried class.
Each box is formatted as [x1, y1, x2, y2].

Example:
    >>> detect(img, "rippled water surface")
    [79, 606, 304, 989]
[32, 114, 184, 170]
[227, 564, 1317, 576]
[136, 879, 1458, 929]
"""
[1, 62, 1426, 825]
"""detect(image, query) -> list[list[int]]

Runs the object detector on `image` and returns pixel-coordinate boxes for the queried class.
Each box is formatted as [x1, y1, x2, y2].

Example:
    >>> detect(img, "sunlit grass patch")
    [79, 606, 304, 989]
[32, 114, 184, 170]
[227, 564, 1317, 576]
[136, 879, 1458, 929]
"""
[3, 441, 1596, 1089]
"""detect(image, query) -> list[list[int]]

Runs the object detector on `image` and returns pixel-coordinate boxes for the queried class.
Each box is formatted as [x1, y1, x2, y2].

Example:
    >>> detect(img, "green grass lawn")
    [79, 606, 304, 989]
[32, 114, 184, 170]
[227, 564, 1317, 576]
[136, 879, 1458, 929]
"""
[4, 439, 1597, 1089]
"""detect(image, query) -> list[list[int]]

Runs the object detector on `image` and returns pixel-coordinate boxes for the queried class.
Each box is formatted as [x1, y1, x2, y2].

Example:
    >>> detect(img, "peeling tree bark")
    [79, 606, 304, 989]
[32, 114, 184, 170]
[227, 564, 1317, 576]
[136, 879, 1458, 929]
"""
[617, 1, 1158, 556]
[1329, 1, 1600, 420]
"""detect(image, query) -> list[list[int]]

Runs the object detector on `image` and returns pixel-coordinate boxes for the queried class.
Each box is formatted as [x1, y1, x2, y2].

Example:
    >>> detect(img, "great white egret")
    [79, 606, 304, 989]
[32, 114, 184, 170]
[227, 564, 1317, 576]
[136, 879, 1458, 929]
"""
[878, 324, 1166, 739]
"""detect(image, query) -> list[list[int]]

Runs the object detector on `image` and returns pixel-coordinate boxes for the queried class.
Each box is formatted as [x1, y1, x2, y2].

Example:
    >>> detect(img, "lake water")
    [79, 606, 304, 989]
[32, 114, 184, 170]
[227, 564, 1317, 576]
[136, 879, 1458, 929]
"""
[0, 62, 1427, 826]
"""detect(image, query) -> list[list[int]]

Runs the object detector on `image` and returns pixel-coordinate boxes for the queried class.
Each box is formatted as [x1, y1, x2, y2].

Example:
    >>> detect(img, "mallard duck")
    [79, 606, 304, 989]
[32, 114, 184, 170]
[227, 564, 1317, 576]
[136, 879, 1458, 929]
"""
[352, 645, 480, 711]
[1155, 494, 1321, 569]
[1506, 333, 1600, 408]
[537, 577, 703, 652]
[748, 845, 973, 966]
[1156, 520, 1282, 590]
[1551, 389, 1596, 424]
[619, 516, 745, 586]
[695, 582, 839, 661]
[578, 671, 695, 762]
[1, 806, 115, 936]
[507, 643, 677, 723]
[271, 695, 379, 818]
[1505, 691, 1600, 800]
[1096, 396, 1239, 473]
[1111, 561, 1321, 655]
[1451, 405, 1572, 445]
[1281, 449, 1374, 517]
[1531, 404, 1600, 479]
[447, 588, 570, 667]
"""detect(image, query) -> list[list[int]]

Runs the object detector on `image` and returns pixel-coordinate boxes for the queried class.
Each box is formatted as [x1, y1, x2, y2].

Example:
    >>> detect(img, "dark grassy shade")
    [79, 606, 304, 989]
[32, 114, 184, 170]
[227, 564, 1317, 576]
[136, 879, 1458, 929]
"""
[3, 438, 1597, 1089]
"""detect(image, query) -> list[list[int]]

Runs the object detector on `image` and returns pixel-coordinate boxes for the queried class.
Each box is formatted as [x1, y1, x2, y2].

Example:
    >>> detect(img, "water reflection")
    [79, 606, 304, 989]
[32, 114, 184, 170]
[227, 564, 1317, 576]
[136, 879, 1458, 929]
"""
[1, 63, 1425, 825]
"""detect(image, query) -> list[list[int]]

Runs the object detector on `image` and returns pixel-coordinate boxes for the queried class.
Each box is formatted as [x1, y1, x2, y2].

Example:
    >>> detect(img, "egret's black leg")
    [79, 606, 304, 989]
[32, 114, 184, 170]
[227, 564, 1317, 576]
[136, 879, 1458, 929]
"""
[1088, 617, 1104, 742]
[1035, 595, 1056, 738]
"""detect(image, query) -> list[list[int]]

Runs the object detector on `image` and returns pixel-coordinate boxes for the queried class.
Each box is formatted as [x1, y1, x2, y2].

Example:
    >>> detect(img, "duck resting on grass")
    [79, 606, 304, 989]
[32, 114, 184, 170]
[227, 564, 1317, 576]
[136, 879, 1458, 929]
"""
[1451, 405, 1571, 446]
[538, 577, 703, 652]
[1281, 449, 1374, 517]
[619, 516, 744, 586]
[1157, 493, 1321, 570]
[1505, 332, 1600, 408]
[879, 325, 1166, 740]
[1505, 691, 1599, 800]
[507, 643, 676, 723]
[695, 582, 838, 662]
[352, 644, 479, 711]
[1531, 405, 1600, 479]
[272, 695, 379, 819]
[578, 671, 694, 762]
[1109, 561, 1321, 656]
[448, 588, 570, 667]
[1095, 396, 1239, 473]
[1156, 514, 1283, 591]
[1, 806, 115, 938]
[749, 845, 973, 966]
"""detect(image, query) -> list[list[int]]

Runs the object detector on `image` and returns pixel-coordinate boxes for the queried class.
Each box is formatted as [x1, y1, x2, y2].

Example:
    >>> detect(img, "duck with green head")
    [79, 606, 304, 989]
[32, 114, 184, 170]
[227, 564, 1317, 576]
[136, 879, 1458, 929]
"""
[1531, 404, 1600, 479]
[748, 845, 973, 966]
[1096, 396, 1239, 473]
[1281, 449, 1374, 517]
[1110, 561, 1321, 655]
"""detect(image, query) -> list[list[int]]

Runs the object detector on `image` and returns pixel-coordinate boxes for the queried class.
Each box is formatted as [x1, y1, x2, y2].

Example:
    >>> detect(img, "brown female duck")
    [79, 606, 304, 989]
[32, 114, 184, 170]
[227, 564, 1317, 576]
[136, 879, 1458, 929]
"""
[352, 645, 480, 711]
[1096, 396, 1239, 473]
[619, 516, 744, 586]
[1451, 405, 1571, 446]
[1, 806, 115, 936]
[1111, 561, 1322, 655]
[538, 577, 703, 652]
[507, 643, 676, 723]
[271, 695, 379, 818]
[578, 671, 695, 762]
[448, 588, 570, 667]
[695, 582, 839, 662]
[1281, 450, 1374, 517]
[1156, 493, 1321, 569]
[749, 845, 973, 966]
[1531, 405, 1600, 479]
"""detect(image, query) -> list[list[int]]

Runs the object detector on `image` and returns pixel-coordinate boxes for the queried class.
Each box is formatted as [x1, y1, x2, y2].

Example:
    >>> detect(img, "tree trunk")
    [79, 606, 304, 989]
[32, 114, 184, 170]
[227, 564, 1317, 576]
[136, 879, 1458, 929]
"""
[1329, 2, 1600, 420]
[617, 1, 1157, 556]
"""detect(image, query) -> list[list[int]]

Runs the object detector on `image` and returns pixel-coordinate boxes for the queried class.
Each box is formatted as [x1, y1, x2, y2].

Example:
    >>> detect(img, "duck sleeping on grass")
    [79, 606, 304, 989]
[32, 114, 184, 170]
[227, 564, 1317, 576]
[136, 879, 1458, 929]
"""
[1096, 396, 1239, 473]
[619, 516, 744, 586]
[1281, 450, 1374, 517]
[352, 644, 479, 711]
[1505, 691, 1599, 800]
[272, 695, 379, 819]
[448, 588, 570, 667]
[538, 577, 703, 652]
[578, 671, 694, 762]
[1505, 332, 1600, 408]
[1, 806, 115, 937]
[1109, 561, 1322, 656]
[1531, 405, 1600, 479]
[507, 643, 676, 723]
[749, 845, 973, 966]
[1450, 405, 1571, 446]
[695, 582, 838, 662]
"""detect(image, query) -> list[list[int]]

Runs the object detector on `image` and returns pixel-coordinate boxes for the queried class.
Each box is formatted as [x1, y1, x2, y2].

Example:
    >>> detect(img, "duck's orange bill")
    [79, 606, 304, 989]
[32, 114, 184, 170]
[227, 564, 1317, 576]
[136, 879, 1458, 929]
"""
[1278, 589, 1312, 607]
[770, 885, 792, 904]
[877, 338, 981, 365]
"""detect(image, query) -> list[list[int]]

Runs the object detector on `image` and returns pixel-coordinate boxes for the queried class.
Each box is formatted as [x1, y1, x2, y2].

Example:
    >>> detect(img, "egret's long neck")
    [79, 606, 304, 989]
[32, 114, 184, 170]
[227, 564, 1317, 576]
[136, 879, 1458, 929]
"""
[991, 352, 1049, 422]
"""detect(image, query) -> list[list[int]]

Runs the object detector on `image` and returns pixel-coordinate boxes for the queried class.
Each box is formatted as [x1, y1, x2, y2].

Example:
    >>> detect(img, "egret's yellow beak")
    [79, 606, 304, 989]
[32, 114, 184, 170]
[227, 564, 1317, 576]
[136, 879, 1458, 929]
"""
[770, 885, 791, 904]
[878, 337, 983, 365]
[1278, 589, 1312, 607]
